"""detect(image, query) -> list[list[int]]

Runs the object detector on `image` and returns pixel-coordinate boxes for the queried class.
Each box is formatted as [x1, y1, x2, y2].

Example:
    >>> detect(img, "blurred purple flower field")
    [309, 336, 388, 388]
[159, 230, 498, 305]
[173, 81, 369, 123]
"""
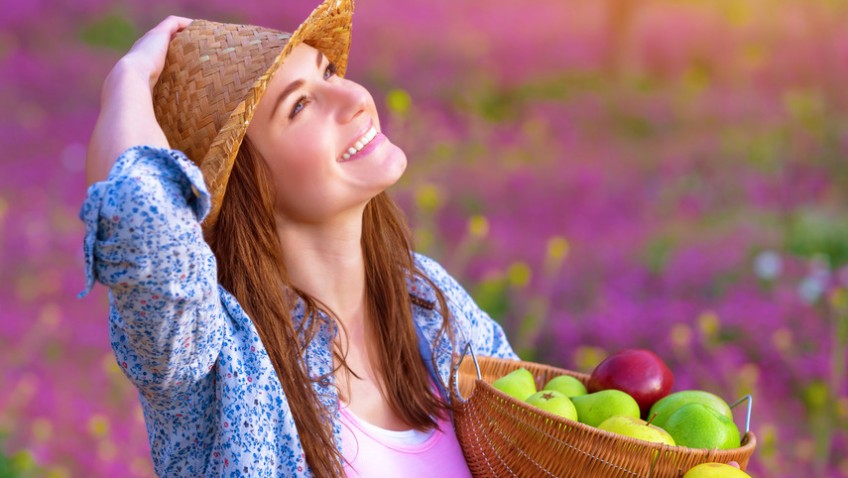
[2, 0, 847, 476]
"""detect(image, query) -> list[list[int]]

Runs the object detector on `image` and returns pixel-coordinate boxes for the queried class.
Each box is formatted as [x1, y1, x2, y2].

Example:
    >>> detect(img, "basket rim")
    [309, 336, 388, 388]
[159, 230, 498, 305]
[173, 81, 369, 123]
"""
[451, 355, 758, 456]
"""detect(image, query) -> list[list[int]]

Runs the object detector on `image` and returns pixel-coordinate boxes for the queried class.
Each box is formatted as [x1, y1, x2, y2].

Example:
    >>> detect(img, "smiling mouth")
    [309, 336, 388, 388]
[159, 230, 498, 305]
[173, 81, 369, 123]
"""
[339, 126, 379, 162]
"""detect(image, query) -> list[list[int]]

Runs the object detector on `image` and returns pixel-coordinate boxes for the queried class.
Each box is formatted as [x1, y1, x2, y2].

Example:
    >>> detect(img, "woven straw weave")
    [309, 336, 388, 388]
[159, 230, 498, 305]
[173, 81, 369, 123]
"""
[152, 0, 353, 231]
[450, 356, 757, 478]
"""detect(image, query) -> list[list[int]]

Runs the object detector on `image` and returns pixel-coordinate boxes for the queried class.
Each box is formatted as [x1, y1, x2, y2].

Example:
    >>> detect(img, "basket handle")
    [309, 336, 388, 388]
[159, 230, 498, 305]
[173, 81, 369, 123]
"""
[451, 342, 482, 403]
[729, 394, 753, 435]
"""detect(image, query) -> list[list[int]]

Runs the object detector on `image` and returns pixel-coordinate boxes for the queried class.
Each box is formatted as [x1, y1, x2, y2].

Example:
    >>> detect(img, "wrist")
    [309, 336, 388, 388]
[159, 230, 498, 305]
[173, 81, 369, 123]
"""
[102, 57, 156, 101]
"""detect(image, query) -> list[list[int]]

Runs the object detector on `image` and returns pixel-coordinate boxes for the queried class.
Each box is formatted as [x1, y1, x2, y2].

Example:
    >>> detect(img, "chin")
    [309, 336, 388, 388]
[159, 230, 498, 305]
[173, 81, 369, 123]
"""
[374, 145, 407, 188]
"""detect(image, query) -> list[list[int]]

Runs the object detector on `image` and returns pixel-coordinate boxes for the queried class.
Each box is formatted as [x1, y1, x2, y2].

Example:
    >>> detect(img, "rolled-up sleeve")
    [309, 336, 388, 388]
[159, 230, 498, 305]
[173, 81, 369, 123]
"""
[79, 145, 225, 409]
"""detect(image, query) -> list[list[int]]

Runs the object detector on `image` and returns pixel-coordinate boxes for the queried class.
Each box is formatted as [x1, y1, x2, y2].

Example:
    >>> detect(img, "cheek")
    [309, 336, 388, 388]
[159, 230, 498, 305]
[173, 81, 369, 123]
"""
[267, 142, 335, 207]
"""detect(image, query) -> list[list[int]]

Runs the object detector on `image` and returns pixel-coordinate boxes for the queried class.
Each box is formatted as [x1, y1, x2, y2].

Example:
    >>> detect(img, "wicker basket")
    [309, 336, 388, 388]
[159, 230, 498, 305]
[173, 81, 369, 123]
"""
[449, 351, 757, 478]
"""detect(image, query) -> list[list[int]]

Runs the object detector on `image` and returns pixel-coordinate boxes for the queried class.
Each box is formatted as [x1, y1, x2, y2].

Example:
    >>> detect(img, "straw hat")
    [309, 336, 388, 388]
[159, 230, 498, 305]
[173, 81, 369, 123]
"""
[152, 0, 354, 230]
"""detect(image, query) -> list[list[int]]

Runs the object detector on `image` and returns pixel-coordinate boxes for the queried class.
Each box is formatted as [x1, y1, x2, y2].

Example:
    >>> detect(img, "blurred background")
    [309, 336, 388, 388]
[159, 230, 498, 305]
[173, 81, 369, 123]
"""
[2, 0, 847, 476]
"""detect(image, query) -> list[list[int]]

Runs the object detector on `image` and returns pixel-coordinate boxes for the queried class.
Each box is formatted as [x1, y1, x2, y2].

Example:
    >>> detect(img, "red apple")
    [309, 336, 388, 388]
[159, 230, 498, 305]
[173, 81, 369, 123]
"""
[587, 349, 674, 416]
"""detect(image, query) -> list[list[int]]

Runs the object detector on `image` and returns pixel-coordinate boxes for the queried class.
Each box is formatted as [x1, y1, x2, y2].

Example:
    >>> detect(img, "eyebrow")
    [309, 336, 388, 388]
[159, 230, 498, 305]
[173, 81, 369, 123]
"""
[269, 50, 326, 120]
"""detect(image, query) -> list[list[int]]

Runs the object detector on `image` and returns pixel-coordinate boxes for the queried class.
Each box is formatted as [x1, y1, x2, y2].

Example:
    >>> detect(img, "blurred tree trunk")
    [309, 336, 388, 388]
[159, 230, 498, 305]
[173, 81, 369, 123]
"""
[604, 0, 644, 79]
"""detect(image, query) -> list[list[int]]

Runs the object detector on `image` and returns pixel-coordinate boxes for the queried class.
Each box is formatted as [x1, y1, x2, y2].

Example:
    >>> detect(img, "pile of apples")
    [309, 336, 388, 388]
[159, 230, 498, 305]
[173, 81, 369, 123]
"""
[491, 349, 746, 472]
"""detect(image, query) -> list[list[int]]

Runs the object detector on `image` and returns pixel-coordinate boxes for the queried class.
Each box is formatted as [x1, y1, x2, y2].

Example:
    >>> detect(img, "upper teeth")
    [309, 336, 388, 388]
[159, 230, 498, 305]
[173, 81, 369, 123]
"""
[342, 127, 378, 161]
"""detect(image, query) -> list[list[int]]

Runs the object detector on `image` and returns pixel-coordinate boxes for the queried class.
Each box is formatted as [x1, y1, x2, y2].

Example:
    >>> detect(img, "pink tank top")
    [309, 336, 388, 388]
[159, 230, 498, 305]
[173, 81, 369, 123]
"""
[339, 401, 472, 478]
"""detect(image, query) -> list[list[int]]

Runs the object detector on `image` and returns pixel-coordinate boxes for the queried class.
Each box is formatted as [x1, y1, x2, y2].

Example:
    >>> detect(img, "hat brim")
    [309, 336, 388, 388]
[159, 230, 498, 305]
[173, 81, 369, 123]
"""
[199, 0, 354, 231]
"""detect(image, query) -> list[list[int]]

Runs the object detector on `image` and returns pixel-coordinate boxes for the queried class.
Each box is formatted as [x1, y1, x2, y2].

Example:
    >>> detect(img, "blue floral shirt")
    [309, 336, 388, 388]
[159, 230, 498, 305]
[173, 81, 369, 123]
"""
[79, 146, 518, 477]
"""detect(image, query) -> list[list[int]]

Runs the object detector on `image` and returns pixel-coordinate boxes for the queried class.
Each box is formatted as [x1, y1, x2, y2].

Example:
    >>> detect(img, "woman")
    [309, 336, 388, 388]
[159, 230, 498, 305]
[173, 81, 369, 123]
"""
[81, 0, 518, 476]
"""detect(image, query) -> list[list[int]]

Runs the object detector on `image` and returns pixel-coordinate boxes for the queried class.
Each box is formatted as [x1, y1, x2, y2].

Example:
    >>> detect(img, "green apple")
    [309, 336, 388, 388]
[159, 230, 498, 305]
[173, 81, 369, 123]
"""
[571, 389, 640, 427]
[683, 462, 751, 477]
[526, 390, 578, 420]
[492, 368, 536, 401]
[663, 403, 740, 449]
[597, 416, 675, 445]
[544, 375, 588, 398]
[648, 390, 733, 429]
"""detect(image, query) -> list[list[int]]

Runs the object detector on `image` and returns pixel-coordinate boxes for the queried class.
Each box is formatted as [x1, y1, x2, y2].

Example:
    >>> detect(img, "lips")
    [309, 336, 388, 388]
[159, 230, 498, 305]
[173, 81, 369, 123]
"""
[339, 124, 379, 162]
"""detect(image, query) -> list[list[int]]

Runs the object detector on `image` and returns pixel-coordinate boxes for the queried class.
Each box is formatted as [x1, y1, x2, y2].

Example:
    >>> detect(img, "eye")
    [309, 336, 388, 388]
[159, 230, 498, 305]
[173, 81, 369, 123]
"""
[289, 96, 309, 119]
[324, 62, 337, 80]
[288, 63, 336, 120]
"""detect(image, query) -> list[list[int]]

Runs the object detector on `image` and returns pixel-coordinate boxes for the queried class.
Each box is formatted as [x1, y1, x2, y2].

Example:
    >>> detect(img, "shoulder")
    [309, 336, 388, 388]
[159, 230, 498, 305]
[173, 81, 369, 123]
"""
[411, 252, 465, 300]
[412, 252, 449, 280]
[411, 252, 477, 313]
[410, 252, 519, 360]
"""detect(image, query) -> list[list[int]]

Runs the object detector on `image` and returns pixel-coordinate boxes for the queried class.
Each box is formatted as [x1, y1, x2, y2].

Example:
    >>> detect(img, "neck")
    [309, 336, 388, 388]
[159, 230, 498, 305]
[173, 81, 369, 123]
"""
[275, 209, 367, 326]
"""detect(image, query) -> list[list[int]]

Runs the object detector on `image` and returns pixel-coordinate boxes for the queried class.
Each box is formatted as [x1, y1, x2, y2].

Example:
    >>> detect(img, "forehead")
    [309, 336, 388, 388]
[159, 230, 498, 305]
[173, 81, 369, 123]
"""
[272, 43, 322, 81]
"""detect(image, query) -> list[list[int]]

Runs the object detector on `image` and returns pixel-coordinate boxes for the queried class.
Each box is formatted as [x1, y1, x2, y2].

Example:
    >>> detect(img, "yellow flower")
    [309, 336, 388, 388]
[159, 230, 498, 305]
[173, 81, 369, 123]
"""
[546, 236, 570, 262]
[670, 323, 693, 349]
[507, 262, 531, 289]
[386, 88, 411, 115]
[415, 183, 442, 213]
[87, 414, 110, 438]
[467, 215, 489, 239]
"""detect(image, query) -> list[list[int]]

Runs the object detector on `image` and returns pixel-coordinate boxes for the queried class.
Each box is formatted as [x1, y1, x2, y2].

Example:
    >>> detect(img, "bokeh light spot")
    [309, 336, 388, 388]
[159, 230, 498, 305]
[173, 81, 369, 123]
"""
[39, 303, 62, 329]
[9, 449, 37, 472]
[758, 422, 777, 458]
[131, 457, 154, 476]
[97, 439, 118, 462]
[736, 363, 759, 395]
[803, 381, 829, 410]
[572, 346, 607, 373]
[413, 227, 434, 251]
[794, 438, 815, 462]
[507, 262, 531, 288]
[837, 397, 848, 421]
[31, 417, 53, 443]
[829, 287, 848, 312]
[467, 215, 489, 239]
[770, 328, 793, 353]
[46, 467, 72, 478]
[386, 88, 411, 115]
[102, 353, 123, 379]
[546, 236, 570, 262]
[415, 183, 443, 213]
[697, 310, 720, 338]
[669, 322, 692, 348]
[87, 414, 110, 438]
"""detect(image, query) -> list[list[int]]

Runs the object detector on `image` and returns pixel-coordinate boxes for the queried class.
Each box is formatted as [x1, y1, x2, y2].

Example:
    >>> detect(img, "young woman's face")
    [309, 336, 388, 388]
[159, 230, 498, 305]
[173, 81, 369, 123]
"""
[245, 43, 407, 224]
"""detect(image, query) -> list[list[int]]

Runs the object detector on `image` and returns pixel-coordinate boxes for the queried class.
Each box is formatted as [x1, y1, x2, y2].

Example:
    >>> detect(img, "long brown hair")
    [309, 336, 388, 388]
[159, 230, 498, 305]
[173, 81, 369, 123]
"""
[207, 138, 453, 477]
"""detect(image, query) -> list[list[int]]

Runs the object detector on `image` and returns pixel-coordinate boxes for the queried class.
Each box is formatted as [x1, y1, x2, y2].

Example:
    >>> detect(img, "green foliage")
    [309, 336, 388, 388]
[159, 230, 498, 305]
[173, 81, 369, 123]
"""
[642, 236, 676, 274]
[0, 443, 42, 478]
[79, 13, 137, 51]
[473, 275, 510, 320]
[456, 74, 596, 122]
[786, 209, 848, 267]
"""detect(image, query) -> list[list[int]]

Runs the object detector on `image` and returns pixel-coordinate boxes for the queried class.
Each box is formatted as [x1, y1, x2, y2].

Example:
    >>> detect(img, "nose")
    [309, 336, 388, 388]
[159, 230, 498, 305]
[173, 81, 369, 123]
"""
[327, 79, 370, 124]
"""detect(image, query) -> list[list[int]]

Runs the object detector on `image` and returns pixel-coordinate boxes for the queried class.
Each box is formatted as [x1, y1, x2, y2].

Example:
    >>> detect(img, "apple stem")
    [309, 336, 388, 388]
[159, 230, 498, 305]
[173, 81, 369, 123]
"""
[646, 413, 658, 426]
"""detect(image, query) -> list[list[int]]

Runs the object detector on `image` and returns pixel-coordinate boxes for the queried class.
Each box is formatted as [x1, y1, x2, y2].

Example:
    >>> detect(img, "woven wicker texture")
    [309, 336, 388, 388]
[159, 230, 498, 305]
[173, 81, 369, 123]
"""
[451, 356, 757, 478]
[152, 0, 353, 231]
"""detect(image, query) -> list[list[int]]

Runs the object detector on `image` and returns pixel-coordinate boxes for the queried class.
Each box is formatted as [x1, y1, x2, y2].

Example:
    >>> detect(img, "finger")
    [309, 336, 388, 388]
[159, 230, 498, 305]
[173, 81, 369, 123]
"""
[130, 16, 192, 53]
[151, 15, 193, 38]
[728, 461, 740, 469]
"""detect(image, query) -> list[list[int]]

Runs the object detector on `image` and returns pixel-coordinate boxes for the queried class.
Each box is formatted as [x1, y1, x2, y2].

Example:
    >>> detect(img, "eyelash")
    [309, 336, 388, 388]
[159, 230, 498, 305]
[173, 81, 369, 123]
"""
[289, 62, 338, 119]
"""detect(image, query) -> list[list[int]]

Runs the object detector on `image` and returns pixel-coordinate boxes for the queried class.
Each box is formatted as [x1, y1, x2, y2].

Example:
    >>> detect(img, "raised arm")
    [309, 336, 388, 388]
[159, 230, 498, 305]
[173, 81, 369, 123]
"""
[86, 16, 191, 187]
[81, 18, 231, 475]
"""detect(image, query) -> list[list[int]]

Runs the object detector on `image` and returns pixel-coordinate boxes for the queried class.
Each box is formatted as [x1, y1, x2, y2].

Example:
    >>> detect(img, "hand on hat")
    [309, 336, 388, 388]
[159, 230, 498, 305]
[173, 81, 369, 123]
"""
[87, 16, 192, 186]
[121, 16, 193, 89]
